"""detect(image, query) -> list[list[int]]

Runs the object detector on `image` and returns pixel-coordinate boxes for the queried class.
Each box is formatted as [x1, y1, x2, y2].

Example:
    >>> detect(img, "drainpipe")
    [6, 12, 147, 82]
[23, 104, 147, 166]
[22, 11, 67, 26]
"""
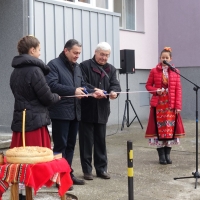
[28, 0, 34, 35]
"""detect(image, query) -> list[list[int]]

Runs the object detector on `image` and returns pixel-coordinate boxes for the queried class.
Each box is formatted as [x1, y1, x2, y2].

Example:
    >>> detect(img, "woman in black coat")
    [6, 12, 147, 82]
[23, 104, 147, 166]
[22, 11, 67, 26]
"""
[10, 35, 59, 148]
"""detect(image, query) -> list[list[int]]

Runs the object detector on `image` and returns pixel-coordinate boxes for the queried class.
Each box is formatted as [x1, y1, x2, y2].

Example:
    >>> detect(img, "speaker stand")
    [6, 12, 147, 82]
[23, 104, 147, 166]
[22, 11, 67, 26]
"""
[121, 73, 143, 131]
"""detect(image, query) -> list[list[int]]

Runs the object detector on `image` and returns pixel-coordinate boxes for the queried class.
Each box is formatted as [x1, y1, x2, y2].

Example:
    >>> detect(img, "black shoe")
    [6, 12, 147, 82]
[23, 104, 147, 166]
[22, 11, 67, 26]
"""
[72, 176, 85, 185]
[164, 146, 172, 164]
[84, 173, 93, 180]
[19, 194, 25, 200]
[22, 195, 26, 200]
[157, 148, 167, 165]
[97, 171, 110, 179]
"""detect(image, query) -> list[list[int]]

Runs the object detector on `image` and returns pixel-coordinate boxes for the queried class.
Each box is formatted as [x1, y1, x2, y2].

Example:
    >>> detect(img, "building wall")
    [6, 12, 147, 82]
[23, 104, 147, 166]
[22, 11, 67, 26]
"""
[1, 0, 199, 133]
[158, 0, 200, 67]
[120, 0, 158, 70]
[177, 67, 200, 120]
[0, 0, 122, 132]
[108, 0, 159, 125]
[158, 0, 200, 119]
[107, 69, 150, 126]
[0, 0, 28, 132]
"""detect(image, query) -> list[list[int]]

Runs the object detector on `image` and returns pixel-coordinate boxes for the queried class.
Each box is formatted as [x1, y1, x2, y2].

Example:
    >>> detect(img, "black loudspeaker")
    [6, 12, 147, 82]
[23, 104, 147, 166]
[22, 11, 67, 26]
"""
[119, 49, 135, 74]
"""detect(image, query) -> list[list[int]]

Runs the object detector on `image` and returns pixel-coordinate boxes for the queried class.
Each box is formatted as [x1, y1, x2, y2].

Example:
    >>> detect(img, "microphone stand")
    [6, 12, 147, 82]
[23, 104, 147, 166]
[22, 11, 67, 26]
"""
[169, 66, 200, 189]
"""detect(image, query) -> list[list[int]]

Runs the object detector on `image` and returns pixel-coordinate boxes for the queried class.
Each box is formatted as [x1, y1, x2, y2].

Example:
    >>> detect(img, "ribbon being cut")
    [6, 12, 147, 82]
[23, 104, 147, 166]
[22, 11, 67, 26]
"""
[61, 89, 157, 98]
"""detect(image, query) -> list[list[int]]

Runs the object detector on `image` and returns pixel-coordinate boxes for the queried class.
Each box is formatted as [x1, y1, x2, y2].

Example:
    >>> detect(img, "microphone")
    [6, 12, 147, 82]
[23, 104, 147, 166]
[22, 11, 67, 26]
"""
[163, 60, 176, 70]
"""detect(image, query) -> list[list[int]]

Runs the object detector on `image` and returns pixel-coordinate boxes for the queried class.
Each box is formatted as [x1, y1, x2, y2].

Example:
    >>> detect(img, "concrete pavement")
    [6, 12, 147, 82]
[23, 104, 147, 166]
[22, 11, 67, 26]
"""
[1, 119, 200, 200]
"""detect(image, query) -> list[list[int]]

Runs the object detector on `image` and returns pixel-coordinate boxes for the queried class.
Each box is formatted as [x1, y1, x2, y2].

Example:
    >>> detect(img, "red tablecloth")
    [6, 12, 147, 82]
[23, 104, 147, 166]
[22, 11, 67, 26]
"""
[0, 158, 72, 198]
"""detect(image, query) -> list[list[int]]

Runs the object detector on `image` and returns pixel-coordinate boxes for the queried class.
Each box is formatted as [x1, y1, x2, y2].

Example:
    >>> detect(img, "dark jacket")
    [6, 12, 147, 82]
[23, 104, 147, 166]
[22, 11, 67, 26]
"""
[10, 54, 59, 132]
[46, 52, 94, 121]
[80, 58, 121, 124]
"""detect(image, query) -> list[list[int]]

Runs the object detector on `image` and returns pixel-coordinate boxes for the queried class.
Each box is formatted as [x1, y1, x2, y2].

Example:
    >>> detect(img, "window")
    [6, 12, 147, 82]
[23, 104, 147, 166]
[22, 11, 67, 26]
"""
[78, 0, 90, 3]
[113, 0, 144, 31]
[114, 0, 135, 30]
[65, 0, 110, 10]
[96, 0, 108, 9]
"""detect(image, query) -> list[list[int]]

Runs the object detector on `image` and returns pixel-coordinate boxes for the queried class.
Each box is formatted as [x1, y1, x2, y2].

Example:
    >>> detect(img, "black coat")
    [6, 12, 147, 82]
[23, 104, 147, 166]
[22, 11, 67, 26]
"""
[10, 54, 59, 132]
[46, 52, 94, 121]
[80, 58, 121, 124]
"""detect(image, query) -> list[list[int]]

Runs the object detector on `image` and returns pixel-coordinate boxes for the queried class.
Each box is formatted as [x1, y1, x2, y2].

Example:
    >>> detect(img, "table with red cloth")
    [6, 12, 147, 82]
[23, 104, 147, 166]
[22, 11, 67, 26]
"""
[0, 158, 73, 200]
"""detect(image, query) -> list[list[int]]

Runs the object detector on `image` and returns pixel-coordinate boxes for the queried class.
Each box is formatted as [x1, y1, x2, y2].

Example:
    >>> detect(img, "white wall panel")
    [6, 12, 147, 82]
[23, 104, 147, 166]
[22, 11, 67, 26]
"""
[34, 0, 120, 66]
[34, 2, 45, 62]
[106, 15, 113, 65]
[55, 5, 65, 57]
[73, 9, 82, 43]
[82, 10, 91, 60]
[113, 16, 120, 68]
[73, 9, 82, 62]
[44, 3, 55, 63]
[90, 12, 98, 56]
[98, 13, 106, 42]
[64, 7, 74, 41]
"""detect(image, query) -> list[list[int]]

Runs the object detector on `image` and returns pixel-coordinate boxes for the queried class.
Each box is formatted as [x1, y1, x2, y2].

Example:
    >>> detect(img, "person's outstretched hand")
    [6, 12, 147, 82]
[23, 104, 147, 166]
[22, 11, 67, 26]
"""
[109, 91, 117, 99]
[75, 87, 88, 99]
[93, 89, 107, 99]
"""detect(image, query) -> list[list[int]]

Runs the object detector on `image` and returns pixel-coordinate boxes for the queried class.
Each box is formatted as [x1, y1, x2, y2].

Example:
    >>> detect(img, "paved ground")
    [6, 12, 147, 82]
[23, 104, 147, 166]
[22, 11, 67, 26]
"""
[1, 119, 200, 200]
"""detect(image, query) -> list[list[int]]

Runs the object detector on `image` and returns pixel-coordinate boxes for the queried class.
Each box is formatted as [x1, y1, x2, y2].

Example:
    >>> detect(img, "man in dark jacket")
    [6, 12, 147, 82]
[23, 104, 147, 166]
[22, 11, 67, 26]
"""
[46, 39, 103, 186]
[79, 42, 121, 180]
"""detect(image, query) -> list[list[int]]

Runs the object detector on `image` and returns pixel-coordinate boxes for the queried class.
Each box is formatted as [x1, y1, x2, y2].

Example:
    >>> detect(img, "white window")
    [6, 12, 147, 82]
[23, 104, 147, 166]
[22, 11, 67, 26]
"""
[114, 0, 144, 31]
[114, 0, 135, 30]
[78, 0, 90, 3]
[96, 0, 108, 9]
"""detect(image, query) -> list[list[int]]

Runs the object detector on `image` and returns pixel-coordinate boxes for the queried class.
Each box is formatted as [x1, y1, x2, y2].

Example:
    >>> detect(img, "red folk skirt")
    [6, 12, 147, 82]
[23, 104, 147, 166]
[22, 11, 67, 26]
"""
[145, 93, 185, 140]
[10, 126, 51, 149]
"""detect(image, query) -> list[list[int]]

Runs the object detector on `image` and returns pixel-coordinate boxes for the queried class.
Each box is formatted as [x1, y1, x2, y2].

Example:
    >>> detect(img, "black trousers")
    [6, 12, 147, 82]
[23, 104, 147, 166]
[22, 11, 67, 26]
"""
[51, 119, 79, 167]
[79, 121, 107, 174]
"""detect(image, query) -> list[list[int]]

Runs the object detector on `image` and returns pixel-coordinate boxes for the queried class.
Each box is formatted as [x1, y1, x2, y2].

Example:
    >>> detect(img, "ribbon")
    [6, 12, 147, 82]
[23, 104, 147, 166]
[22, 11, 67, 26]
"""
[61, 90, 157, 98]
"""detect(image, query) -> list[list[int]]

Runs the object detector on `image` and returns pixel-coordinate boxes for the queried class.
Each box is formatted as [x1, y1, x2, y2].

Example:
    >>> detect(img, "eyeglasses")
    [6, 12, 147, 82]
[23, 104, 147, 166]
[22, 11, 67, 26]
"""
[99, 52, 110, 58]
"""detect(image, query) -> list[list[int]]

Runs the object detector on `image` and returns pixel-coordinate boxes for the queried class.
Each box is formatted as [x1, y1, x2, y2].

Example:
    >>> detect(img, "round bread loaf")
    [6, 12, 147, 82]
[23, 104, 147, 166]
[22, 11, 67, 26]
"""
[6, 146, 54, 164]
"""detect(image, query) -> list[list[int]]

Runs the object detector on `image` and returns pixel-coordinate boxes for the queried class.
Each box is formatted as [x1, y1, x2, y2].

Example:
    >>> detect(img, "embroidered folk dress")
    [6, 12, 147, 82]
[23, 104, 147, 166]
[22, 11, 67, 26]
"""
[145, 65, 185, 147]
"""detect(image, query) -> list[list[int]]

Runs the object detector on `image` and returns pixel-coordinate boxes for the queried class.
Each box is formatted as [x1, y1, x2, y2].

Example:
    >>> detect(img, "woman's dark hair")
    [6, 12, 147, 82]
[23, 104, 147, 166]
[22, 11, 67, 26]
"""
[64, 39, 82, 50]
[17, 35, 40, 55]
[160, 47, 172, 57]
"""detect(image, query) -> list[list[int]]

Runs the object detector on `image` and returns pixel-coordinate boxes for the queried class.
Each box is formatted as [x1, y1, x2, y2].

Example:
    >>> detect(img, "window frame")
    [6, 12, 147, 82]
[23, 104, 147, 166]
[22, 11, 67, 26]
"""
[66, 0, 113, 11]
[114, 0, 136, 31]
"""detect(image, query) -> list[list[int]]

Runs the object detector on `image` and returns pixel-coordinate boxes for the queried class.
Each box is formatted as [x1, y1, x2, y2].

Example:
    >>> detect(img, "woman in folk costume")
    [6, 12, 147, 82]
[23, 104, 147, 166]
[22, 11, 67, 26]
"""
[145, 47, 185, 165]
